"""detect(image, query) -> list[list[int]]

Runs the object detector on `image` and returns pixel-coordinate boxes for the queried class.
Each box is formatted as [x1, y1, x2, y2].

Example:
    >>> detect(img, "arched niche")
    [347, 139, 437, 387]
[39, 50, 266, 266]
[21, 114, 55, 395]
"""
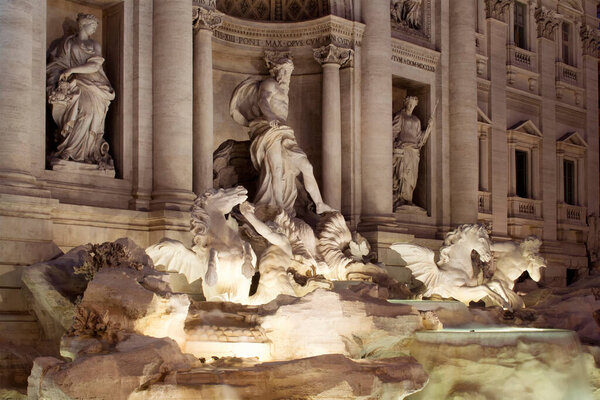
[210, 14, 363, 196]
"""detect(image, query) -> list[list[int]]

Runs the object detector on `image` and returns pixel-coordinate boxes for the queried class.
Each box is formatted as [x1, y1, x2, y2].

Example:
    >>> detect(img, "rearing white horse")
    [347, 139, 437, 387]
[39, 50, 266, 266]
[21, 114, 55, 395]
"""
[391, 224, 512, 309]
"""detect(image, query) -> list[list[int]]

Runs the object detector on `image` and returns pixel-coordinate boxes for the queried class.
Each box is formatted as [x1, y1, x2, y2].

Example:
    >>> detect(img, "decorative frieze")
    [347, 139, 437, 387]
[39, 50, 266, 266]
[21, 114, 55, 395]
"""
[391, 38, 439, 72]
[312, 43, 353, 66]
[193, 5, 223, 32]
[213, 15, 364, 50]
[534, 6, 560, 40]
[485, 0, 512, 22]
[580, 24, 599, 57]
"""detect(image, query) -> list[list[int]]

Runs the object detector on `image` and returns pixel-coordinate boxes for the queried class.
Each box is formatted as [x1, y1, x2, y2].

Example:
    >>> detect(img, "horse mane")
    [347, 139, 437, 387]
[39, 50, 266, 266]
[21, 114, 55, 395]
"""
[439, 224, 489, 264]
[190, 189, 217, 250]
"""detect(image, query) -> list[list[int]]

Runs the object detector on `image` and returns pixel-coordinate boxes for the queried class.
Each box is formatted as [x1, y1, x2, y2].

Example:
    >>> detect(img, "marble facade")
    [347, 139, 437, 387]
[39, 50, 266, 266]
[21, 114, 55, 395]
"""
[0, 0, 598, 319]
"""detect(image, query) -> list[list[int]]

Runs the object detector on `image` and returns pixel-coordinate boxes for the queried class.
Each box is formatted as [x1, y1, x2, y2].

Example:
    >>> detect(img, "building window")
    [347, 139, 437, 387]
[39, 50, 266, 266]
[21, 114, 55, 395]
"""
[562, 22, 572, 65]
[563, 159, 576, 205]
[515, 150, 529, 198]
[514, 2, 527, 49]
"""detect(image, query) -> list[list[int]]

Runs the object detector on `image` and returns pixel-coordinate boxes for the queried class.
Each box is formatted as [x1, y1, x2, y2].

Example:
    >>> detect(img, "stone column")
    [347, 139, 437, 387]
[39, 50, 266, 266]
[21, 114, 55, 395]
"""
[360, 0, 393, 218]
[449, 0, 479, 225]
[486, 1, 510, 236]
[152, 0, 196, 210]
[535, 6, 560, 241]
[313, 44, 353, 210]
[581, 24, 599, 216]
[193, 3, 222, 196]
[0, 0, 35, 191]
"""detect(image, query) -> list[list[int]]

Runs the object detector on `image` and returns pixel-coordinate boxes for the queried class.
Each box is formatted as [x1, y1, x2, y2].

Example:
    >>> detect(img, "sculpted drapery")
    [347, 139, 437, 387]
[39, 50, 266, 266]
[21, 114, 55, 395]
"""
[46, 13, 115, 168]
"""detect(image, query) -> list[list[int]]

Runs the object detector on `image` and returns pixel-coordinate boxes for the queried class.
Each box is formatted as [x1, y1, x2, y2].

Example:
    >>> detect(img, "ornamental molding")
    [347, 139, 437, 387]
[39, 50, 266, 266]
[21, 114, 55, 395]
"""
[193, 5, 224, 32]
[485, 0, 512, 22]
[534, 6, 560, 40]
[580, 24, 599, 57]
[213, 14, 364, 49]
[312, 43, 353, 66]
[390, 38, 439, 72]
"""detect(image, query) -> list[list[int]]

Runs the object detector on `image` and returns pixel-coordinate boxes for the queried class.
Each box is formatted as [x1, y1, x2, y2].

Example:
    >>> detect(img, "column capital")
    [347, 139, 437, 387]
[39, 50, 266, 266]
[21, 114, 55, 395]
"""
[193, 5, 223, 32]
[485, 0, 512, 22]
[580, 24, 599, 57]
[312, 44, 353, 67]
[534, 6, 560, 41]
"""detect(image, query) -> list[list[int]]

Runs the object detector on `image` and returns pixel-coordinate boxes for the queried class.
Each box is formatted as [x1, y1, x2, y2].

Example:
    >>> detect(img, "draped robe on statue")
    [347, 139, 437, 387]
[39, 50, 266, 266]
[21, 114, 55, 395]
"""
[392, 110, 424, 207]
[46, 35, 115, 165]
[230, 77, 307, 215]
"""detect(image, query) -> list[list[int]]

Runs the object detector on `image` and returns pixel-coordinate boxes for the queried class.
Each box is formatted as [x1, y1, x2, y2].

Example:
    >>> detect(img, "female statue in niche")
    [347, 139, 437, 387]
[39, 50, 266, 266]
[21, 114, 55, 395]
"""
[46, 13, 115, 169]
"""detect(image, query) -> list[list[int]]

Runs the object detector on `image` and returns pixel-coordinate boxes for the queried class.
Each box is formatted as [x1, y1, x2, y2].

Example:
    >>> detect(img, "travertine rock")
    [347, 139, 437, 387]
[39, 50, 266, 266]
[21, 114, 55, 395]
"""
[23, 238, 161, 343]
[409, 329, 592, 400]
[130, 354, 428, 400]
[77, 266, 190, 347]
[28, 335, 192, 400]
[259, 287, 424, 360]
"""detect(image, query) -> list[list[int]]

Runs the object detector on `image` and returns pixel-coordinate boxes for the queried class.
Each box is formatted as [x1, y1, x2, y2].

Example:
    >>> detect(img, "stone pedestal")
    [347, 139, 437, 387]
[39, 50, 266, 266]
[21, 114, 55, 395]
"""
[49, 160, 116, 178]
[313, 44, 353, 210]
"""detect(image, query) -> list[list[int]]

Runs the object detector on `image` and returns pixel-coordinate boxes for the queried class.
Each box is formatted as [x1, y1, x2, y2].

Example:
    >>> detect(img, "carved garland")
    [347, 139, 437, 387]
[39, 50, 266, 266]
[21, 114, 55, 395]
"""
[534, 6, 560, 40]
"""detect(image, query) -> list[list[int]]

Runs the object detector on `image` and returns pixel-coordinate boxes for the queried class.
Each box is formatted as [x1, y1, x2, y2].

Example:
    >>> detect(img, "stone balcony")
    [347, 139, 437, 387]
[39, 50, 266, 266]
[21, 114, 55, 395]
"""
[557, 203, 587, 226]
[507, 196, 542, 219]
[555, 62, 580, 87]
[507, 45, 537, 73]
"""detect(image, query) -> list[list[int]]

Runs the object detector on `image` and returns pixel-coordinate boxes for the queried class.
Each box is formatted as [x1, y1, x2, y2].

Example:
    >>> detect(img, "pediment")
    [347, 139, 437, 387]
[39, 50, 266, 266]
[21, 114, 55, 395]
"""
[558, 0, 584, 14]
[558, 131, 587, 148]
[477, 107, 492, 125]
[508, 120, 543, 138]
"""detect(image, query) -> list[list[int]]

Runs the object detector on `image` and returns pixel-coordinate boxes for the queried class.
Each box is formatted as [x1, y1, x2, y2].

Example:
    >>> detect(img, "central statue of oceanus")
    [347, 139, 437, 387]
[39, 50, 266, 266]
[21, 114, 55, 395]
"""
[229, 52, 335, 216]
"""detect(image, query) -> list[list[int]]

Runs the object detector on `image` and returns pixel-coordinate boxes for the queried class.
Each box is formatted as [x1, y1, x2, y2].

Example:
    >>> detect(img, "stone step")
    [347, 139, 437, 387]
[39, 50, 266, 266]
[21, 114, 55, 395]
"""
[0, 311, 42, 346]
[0, 288, 27, 312]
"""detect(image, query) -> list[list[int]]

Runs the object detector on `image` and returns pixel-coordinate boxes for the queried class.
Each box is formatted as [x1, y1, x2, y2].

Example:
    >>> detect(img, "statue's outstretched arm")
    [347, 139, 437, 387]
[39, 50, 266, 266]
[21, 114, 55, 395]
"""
[240, 202, 293, 258]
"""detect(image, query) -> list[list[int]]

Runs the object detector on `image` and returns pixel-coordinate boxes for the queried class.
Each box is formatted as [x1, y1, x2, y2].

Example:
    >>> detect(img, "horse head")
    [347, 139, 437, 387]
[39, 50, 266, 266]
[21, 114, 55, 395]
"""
[439, 224, 492, 265]
[520, 236, 546, 282]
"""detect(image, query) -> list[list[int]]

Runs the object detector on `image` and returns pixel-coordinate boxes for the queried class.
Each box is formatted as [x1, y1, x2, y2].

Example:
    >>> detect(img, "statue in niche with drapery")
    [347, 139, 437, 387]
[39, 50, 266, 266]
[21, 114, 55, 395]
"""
[392, 96, 435, 210]
[46, 13, 115, 170]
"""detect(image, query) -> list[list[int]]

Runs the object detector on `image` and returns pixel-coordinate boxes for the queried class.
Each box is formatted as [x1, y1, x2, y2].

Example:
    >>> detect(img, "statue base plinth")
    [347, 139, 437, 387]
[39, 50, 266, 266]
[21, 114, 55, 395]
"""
[49, 159, 115, 178]
[394, 204, 428, 215]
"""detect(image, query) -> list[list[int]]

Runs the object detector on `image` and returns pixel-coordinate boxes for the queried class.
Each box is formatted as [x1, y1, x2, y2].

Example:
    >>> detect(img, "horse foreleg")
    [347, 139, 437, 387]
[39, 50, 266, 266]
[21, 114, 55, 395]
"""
[241, 242, 256, 279]
[205, 248, 218, 287]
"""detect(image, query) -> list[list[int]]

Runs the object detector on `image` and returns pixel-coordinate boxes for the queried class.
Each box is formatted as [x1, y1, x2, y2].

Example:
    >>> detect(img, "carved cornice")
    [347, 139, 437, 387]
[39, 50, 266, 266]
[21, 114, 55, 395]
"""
[193, 5, 224, 32]
[485, 0, 512, 22]
[580, 24, 599, 57]
[313, 43, 353, 66]
[534, 6, 560, 40]
[390, 38, 439, 72]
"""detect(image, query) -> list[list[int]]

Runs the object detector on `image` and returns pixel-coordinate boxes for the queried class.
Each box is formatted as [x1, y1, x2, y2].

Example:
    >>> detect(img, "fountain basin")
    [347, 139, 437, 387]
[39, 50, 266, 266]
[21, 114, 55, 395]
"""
[408, 327, 593, 400]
